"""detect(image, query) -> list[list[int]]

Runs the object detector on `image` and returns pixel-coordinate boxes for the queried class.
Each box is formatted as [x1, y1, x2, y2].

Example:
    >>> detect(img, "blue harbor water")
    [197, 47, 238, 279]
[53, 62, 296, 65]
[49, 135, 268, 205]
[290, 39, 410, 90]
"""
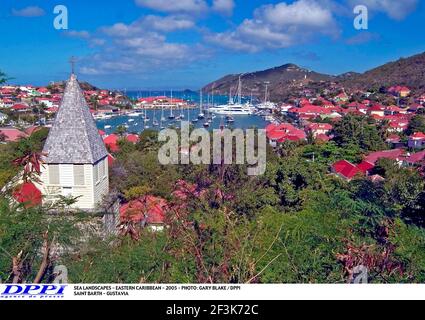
[96, 90, 268, 135]
[96, 109, 268, 135]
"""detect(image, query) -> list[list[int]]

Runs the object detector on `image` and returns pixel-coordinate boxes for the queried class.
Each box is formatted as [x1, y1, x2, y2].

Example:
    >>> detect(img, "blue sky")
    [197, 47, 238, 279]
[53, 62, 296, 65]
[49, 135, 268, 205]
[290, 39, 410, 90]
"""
[1, 0, 424, 90]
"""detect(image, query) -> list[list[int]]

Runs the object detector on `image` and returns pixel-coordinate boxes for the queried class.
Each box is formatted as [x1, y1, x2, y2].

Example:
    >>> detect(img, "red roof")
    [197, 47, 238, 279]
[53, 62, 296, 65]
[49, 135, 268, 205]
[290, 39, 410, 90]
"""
[46, 107, 58, 113]
[307, 123, 333, 131]
[0, 128, 28, 142]
[369, 105, 385, 112]
[316, 133, 330, 142]
[388, 86, 410, 93]
[37, 87, 49, 93]
[410, 132, 425, 141]
[266, 123, 306, 142]
[332, 160, 361, 180]
[103, 134, 119, 152]
[126, 134, 139, 143]
[103, 133, 139, 152]
[364, 149, 404, 164]
[407, 151, 425, 164]
[120, 196, 168, 225]
[13, 182, 42, 208]
[357, 161, 375, 174]
[386, 134, 401, 143]
[290, 105, 331, 115]
[11, 104, 30, 111]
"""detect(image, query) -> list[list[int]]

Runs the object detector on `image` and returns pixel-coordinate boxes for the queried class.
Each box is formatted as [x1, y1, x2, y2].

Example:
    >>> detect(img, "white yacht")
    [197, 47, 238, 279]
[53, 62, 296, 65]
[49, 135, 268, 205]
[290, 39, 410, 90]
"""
[94, 113, 113, 120]
[256, 82, 276, 110]
[213, 104, 254, 115]
[209, 75, 255, 115]
[128, 111, 142, 117]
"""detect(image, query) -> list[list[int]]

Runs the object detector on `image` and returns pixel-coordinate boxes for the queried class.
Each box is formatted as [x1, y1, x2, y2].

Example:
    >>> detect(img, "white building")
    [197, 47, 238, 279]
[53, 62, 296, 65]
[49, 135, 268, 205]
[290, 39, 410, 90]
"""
[39, 73, 109, 210]
[0, 112, 7, 123]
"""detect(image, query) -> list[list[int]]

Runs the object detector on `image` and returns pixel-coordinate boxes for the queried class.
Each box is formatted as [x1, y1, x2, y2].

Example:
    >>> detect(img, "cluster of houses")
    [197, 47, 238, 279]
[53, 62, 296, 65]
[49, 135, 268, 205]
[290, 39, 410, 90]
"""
[136, 96, 190, 109]
[266, 85, 425, 181]
[0, 83, 130, 129]
[331, 148, 425, 181]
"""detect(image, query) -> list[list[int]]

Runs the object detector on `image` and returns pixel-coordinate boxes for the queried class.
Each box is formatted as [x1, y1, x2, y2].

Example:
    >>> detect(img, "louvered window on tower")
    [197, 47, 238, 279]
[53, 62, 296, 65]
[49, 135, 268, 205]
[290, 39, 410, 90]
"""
[49, 165, 60, 185]
[74, 165, 85, 186]
[104, 159, 108, 178]
[94, 163, 99, 183]
[99, 159, 105, 179]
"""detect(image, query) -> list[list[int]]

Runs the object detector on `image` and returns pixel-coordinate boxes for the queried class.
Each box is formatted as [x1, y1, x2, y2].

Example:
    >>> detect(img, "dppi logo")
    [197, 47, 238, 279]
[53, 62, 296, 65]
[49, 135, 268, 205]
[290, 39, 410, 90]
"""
[1, 285, 67, 299]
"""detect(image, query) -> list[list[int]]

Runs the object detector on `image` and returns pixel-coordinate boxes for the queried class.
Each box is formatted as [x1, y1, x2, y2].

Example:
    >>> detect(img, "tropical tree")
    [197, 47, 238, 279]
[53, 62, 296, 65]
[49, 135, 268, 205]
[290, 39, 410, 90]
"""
[407, 115, 425, 135]
[0, 70, 10, 85]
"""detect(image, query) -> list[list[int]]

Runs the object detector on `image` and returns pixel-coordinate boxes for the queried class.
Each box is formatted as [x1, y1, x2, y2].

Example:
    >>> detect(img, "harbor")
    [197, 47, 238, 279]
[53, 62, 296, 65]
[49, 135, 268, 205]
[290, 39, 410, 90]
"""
[96, 107, 270, 134]
[95, 82, 275, 134]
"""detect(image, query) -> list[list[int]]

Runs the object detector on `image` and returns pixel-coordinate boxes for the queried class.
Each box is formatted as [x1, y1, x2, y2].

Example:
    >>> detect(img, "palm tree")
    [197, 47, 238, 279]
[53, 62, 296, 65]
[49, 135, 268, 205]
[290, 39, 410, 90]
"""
[0, 70, 11, 85]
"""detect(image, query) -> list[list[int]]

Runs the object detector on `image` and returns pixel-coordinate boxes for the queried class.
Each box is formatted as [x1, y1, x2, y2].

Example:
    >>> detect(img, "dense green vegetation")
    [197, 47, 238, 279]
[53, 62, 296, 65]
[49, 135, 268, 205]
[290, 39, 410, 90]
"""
[1, 117, 425, 284]
[66, 124, 425, 284]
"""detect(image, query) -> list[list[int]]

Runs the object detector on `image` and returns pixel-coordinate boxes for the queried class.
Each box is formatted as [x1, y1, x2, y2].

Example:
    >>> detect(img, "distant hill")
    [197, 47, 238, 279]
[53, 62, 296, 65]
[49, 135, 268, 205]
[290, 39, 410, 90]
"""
[203, 63, 334, 101]
[51, 81, 98, 92]
[203, 52, 425, 101]
[340, 52, 425, 92]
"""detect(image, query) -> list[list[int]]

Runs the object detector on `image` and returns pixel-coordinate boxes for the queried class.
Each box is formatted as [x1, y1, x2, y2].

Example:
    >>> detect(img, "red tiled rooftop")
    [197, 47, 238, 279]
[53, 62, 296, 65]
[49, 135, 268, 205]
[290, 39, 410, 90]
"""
[410, 132, 425, 140]
[407, 151, 425, 164]
[357, 161, 375, 174]
[364, 149, 404, 164]
[332, 160, 361, 180]
[0, 128, 28, 142]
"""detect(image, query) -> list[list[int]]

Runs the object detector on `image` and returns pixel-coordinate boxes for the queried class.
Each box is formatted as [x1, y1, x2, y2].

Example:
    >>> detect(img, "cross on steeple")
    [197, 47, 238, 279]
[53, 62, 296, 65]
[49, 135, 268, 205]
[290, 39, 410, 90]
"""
[69, 56, 77, 74]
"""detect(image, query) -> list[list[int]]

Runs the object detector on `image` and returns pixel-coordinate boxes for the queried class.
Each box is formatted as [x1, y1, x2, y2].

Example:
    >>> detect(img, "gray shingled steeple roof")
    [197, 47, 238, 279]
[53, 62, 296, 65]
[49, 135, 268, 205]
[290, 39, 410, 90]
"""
[43, 74, 108, 164]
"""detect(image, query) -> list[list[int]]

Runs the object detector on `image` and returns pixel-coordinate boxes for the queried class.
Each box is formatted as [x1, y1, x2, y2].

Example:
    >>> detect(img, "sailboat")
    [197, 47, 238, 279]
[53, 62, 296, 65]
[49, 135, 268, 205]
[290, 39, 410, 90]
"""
[169, 90, 175, 120]
[144, 106, 150, 121]
[256, 82, 276, 110]
[152, 109, 159, 127]
[198, 90, 205, 119]
[161, 105, 166, 122]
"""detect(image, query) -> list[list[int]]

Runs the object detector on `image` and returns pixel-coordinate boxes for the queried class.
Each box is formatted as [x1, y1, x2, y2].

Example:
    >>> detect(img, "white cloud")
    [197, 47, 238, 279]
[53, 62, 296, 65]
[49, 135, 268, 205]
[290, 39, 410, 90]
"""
[345, 32, 380, 45]
[205, 0, 339, 52]
[12, 6, 45, 17]
[64, 30, 91, 39]
[135, 0, 208, 14]
[79, 16, 207, 76]
[348, 0, 418, 20]
[212, 0, 235, 16]
[101, 15, 195, 36]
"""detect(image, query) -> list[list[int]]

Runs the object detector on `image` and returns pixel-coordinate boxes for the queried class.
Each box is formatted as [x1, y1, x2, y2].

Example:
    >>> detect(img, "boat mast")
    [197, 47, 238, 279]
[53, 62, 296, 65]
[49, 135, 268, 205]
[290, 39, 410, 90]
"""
[238, 75, 242, 105]
[264, 82, 269, 104]
[170, 90, 174, 117]
[200, 90, 203, 114]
